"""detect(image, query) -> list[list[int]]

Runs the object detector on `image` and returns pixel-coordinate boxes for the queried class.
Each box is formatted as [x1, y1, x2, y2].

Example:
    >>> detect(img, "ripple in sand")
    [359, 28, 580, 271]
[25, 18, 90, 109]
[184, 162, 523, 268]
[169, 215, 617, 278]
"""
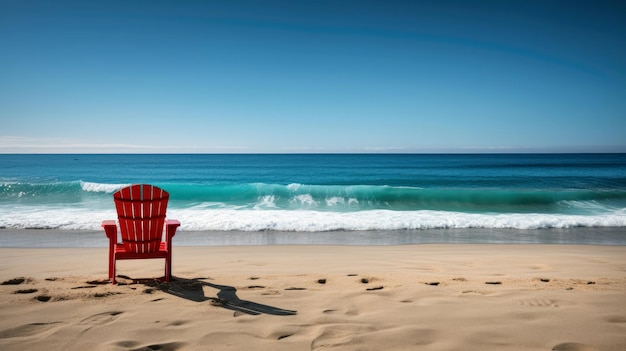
[0, 322, 63, 339]
[113, 340, 140, 348]
[80, 311, 124, 325]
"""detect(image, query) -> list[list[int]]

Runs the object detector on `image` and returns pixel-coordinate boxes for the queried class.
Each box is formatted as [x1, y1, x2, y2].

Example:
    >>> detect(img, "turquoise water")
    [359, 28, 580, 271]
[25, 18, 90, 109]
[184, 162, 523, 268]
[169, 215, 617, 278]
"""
[1, 154, 625, 232]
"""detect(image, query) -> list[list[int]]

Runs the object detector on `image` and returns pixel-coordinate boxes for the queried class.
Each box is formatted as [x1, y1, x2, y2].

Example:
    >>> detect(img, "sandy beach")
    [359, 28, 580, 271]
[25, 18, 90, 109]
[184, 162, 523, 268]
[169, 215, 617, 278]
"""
[1, 242, 625, 351]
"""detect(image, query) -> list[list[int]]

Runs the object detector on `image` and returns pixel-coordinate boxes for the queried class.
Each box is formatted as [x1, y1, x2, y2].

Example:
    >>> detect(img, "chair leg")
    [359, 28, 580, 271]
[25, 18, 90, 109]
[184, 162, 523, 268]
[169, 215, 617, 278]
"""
[165, 254, 171, 282]
[109, 256, 116, 284]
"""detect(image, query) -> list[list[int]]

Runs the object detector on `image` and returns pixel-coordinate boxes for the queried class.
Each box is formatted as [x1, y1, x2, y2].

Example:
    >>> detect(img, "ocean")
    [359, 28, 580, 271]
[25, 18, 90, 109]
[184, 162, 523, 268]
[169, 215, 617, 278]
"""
[1, 154, 626, 245]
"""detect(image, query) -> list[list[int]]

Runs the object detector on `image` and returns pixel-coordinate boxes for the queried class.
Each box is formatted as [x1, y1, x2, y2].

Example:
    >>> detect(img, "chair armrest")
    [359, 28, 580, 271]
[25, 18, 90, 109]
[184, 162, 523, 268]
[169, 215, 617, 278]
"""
[166, 219, 181, 240]
[101, 220, 118, 240]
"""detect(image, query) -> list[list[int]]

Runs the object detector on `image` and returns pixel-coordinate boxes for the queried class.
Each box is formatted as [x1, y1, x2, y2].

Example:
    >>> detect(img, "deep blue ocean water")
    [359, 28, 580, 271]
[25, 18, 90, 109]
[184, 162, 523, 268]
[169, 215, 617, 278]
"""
[1, 154, 626, 233]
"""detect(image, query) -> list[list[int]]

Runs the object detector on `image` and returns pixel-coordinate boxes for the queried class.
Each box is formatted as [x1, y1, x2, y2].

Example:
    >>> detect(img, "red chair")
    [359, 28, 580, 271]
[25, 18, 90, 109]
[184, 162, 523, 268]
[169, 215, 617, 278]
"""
[102, 184, 180, 284]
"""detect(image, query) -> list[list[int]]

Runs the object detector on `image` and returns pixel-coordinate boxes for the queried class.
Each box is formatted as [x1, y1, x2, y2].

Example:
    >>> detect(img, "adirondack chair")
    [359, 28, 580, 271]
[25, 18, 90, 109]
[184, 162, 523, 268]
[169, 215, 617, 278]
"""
[102, 184, 180, 284]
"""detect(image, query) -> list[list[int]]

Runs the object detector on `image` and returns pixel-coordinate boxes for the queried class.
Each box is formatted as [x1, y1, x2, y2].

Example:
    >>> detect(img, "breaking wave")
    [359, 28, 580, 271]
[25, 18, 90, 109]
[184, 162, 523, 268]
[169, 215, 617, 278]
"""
[1, 181, 625, 231]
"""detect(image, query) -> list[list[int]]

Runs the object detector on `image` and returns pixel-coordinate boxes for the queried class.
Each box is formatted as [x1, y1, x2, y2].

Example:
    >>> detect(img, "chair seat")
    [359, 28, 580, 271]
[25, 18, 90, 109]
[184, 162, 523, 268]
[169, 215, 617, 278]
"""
[114, 242, 170, 260]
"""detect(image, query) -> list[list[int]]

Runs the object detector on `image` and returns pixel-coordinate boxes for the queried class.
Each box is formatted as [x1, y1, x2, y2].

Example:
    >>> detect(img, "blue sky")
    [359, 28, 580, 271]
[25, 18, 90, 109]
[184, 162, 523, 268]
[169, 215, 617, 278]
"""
[1, 0, 625, 153]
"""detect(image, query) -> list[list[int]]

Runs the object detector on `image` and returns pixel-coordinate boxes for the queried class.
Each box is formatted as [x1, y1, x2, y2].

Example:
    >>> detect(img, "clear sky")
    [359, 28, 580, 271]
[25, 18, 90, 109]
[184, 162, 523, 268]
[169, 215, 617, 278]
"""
[1, 0, 625, 153]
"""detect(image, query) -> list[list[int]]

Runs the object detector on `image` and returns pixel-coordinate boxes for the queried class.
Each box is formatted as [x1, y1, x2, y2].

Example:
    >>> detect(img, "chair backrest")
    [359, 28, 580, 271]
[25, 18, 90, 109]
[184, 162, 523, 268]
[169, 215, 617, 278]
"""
[113, 184, 169, 253]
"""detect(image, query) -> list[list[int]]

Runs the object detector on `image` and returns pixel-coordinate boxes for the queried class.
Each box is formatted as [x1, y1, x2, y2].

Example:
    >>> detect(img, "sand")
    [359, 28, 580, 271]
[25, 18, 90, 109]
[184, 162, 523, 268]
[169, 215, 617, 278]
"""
[1, 244, 625, 350]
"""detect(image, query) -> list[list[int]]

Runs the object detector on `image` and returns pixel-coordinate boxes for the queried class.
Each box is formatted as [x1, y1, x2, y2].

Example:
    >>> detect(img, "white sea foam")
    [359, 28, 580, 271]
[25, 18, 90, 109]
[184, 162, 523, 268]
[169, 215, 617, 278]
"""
[2, 206, 626, 232]
[286, 183, 301, 191]
[290, 194, 318, 208]
[80, 181, 128, 193]
[0, 207, 117, 230]
[171, 208, 626, 231]
[325, 196, 345, 206]
[254, 195, 278, 209]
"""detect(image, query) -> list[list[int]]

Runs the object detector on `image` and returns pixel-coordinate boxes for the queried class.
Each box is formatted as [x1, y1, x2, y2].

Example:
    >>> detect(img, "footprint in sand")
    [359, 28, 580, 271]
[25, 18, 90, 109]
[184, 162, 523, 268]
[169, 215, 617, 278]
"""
[605, 315, 626, 323]
[114, 341, 186, 351]
[79, 311, 124, 326]
[1, 277, 29, 285]
[71, 285, 97, 290]
[167, 320, 189, 327]
[0, 322, 63, 339]
[14, 289, 38, 294]
[519, 299, 559, 308]
[130, 342, 186, 351]
[261, 290, 280, 296]
[86, 279, 111, 285]
[461, 290, 497, 296]
[552, 342, 600, 351]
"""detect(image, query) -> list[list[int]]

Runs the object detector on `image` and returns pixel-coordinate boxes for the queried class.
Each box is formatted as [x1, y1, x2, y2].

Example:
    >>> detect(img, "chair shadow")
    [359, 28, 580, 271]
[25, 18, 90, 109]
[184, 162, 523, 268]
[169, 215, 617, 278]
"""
[145, 276, 297, 316]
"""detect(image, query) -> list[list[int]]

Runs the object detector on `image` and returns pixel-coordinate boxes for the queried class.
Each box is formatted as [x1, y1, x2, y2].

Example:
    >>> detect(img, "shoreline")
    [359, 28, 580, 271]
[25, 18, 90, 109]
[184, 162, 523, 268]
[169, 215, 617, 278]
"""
[1, 227, 626, 248]
[1, 244, 625, 350]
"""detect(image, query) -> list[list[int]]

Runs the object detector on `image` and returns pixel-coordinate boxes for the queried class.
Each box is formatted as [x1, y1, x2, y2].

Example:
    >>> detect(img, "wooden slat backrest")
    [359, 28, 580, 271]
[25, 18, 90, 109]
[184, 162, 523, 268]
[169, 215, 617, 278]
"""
[113, 184, 169, 253]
